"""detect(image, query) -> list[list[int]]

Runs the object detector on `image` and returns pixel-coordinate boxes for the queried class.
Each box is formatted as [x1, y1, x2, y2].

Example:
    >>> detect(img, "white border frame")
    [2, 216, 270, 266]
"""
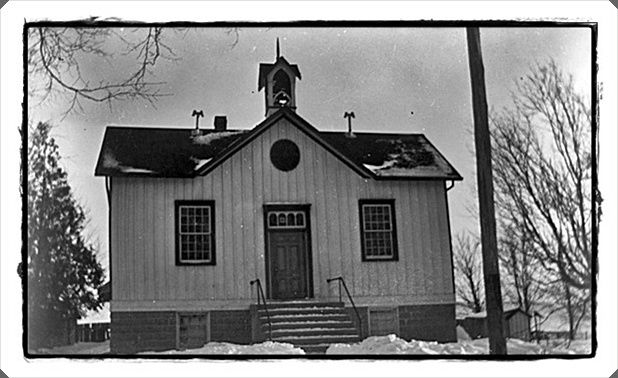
[1, 1, 616, 377]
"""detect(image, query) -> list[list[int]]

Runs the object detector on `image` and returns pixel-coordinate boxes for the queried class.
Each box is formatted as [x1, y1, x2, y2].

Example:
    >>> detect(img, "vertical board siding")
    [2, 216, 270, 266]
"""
[251, 141, 264, 297]
[434, 183, 448, 294]
[112, 118, 455, 306]
[155, 179, 166, 300]
[419, 182, 432, 295]
[222, 162, 234, 299]
[129, 179, 136, 300]
[145, 179, 155, 300]
[231, 152, 243, 299]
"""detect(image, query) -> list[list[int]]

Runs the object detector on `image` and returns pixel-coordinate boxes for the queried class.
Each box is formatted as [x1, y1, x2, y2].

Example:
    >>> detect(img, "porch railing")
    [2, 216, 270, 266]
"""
[326, 276, 363, 339]
[249, 278, 272, 340]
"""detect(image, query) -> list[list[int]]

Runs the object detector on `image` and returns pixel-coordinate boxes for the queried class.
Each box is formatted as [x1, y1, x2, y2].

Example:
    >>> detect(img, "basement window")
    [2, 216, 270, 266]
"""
[175, 200, 216, 265]
[359, 199, 398, 261]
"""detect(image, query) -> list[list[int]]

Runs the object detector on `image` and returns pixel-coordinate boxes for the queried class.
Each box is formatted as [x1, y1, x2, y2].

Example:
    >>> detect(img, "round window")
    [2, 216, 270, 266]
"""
[270, 139, 300, 172]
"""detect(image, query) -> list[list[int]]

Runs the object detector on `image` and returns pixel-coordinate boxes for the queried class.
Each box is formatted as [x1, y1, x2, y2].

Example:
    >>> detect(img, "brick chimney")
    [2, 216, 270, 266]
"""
[214, 116, 227, 131]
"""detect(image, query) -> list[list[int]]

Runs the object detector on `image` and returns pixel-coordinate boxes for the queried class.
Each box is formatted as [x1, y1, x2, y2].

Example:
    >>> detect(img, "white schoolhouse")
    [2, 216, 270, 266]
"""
[95, 49, 462, 354]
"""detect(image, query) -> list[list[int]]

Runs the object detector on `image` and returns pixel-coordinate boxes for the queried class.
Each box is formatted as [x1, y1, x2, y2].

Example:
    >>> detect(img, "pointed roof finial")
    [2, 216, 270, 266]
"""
[276, 37, 280, 58]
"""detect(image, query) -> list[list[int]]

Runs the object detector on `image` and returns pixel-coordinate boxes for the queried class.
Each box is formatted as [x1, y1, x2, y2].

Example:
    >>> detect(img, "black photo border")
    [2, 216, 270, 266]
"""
[21, 19, 598, 361]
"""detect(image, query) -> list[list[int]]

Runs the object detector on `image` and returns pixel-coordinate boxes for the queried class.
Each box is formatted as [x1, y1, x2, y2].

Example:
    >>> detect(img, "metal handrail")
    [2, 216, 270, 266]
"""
[250, 279, 272, 340]
[327, 276, 363, 339]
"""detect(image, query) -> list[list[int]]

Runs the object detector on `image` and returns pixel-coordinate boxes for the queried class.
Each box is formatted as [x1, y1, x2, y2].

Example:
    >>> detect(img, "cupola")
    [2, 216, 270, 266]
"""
[258, 39, 302, 117]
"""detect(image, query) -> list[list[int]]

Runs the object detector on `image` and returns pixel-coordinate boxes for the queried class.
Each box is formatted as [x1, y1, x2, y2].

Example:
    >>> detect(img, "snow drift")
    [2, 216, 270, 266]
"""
[142, 341, 305, 355]
[37, 335, 590, 355]
[325, 334, 591, 355]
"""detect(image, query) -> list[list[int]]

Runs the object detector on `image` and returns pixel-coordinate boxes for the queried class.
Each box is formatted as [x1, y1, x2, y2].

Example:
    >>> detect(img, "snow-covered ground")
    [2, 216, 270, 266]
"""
[325, 334, 592, 355]
[34, 336, 591, 356]
[35, 340, 110, 354]
[142, 341, 305, 355]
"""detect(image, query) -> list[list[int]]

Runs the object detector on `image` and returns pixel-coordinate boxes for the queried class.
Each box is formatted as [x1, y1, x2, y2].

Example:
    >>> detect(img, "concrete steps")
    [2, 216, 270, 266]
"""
[255, 301, 361, 354]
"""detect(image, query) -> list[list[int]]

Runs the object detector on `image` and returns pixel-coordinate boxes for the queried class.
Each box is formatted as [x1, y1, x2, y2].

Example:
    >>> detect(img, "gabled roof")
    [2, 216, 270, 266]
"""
[504, 307, 532, 319]
[320, 132, 462, 180]
[458, 305, 532, 320]
[94, 127, 249, 177]
[95, 108, 462, 181]
[258, 56, 302, 91]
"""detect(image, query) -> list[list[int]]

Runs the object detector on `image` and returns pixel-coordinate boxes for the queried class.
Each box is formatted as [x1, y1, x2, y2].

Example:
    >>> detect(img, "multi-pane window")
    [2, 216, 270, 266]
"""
[359, 200, 398, 261]
[267, 211, 306, 229]
[175, 201, 215, 265]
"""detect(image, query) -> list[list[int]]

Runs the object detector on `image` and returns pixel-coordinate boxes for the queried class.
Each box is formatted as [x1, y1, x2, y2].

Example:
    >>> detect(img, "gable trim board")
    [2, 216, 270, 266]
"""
[195, 108, 375, 179]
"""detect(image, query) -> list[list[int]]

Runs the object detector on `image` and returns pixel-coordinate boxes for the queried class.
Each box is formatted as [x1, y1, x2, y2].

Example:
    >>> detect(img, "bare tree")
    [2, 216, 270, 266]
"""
[28, 24, 179, 116]
[498, 221, 552, 315]
[453, 232, 485, 313]
[491, 60, 593, 339]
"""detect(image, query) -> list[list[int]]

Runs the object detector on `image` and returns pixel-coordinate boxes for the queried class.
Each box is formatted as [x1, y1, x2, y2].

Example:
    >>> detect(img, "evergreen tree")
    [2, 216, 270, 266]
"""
[27, 122, 104, 349]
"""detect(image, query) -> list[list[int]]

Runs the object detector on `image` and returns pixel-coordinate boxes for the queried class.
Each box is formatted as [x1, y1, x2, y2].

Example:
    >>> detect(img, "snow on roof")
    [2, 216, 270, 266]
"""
[102, 150, 157, 175]
[192, 131, 246, 145]
[320, 132, 462, 179]
[95, 127, 249, 177]
[363, 160, 395, 172]
[120, 167, 156, 174]
[95, 111, 461, 180]
[191, 157, 212, 172]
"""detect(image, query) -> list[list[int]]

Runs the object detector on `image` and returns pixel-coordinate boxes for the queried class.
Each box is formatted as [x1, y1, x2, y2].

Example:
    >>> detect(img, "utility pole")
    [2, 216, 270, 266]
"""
[465, 27, 507, 355]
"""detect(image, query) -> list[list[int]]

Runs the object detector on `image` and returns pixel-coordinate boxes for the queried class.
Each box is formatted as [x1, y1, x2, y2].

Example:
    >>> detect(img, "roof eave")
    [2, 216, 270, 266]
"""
[95, 171, 194, 178]
[373, 175, 464, 181]
[418, 135, 464, 182]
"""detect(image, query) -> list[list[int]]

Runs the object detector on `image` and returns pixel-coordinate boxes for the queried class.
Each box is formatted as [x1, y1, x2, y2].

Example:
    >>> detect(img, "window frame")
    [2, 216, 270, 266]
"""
[175, 200, 216, 266]
[267, 210, 307, 229]
[358, 199, 399, 262]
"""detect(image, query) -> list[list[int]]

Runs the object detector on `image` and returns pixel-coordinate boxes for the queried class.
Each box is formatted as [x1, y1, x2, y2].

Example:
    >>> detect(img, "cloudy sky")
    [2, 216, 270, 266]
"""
[29, 26, 592, 275]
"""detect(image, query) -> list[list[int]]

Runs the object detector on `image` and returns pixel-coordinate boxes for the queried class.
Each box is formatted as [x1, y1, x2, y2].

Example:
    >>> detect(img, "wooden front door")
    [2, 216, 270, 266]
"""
[270, 232, 307, 299]
[265, 206, 312, 300]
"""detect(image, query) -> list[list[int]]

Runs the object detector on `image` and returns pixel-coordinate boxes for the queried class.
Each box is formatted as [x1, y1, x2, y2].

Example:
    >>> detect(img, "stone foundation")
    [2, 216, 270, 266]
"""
[397, 304, 456, 342]
[110, 303, 455, 354]
[210, 310, 252, 344]
[110, 309, 252, 354]
[355, 303, 456, 343]
[110, 311, 176, 354]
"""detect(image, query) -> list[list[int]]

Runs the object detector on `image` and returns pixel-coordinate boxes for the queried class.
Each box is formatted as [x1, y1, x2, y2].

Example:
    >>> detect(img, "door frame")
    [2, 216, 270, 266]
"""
[263, 203, 314, 300]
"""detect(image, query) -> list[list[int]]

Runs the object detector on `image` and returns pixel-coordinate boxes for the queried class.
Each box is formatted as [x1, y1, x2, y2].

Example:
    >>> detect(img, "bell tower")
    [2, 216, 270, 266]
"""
[258, 39, 302, 117]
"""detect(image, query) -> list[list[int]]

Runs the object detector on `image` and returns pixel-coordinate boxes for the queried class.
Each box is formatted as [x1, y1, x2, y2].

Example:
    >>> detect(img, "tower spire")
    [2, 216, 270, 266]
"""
[276, 37, 280, 58]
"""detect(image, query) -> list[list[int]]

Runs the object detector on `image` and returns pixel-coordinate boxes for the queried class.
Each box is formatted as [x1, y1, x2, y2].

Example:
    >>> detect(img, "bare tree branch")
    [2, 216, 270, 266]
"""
[28, 25, 178, 116]
[491, 60, 592, 339]
[453, 232, 485, 313]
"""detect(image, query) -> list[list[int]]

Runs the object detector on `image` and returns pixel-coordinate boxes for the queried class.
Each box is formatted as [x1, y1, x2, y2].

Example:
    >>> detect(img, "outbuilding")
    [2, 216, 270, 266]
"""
[457, 306, 532, 341]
